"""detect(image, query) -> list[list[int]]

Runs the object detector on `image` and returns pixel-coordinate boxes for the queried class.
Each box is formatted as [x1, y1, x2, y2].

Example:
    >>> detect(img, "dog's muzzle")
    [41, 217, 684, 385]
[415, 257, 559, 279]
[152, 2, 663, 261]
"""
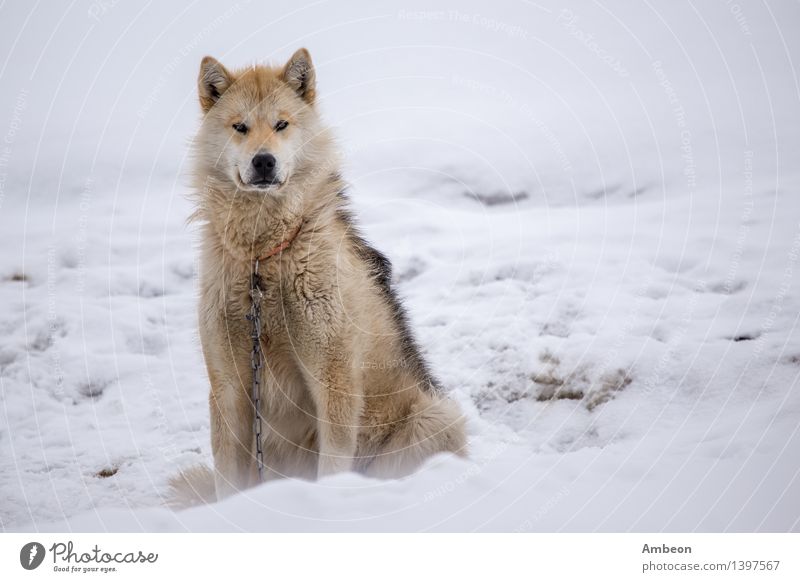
[249, 153, 279, 188]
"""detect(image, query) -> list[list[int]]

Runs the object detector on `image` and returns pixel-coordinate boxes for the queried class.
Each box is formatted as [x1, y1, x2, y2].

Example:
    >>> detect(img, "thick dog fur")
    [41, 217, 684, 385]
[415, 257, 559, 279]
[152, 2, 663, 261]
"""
[170, 49, 466, 506]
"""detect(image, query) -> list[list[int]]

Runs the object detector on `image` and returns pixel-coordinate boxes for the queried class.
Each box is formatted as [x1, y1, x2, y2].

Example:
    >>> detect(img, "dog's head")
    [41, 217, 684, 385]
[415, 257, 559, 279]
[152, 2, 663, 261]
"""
[195, 49, 323, 193]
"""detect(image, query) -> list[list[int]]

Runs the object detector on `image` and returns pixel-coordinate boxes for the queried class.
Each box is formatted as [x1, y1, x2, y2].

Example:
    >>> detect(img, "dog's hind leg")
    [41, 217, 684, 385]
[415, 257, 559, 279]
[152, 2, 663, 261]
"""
[366, 393, 467, 479]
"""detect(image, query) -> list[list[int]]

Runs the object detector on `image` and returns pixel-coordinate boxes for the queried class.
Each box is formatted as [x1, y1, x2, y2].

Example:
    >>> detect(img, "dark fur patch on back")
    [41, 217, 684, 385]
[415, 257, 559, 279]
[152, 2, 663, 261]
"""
[335, 197, 441, 393]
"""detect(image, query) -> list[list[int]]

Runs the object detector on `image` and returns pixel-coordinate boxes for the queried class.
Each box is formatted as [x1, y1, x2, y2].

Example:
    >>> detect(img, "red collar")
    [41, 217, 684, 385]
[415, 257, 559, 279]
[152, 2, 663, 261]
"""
[256, 221, 303, 262]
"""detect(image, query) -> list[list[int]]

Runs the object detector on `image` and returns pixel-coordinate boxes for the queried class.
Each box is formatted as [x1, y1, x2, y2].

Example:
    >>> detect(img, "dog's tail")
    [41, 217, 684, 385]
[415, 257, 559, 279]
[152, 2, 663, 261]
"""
[167, 465, 217, 509]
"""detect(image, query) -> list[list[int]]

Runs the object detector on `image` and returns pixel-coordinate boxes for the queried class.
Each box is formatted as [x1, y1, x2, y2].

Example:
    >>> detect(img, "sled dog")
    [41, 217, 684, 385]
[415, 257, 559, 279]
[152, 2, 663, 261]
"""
[172, 49, 466, 503]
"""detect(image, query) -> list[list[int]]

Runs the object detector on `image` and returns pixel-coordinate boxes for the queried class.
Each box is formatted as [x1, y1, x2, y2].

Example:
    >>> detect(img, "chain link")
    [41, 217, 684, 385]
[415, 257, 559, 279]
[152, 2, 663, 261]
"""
[246, 258, 265, 483]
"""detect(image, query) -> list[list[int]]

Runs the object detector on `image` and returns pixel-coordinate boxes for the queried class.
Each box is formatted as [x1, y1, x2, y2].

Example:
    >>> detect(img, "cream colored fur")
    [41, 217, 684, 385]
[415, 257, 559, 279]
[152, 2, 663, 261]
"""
[170, 49, 466, 506]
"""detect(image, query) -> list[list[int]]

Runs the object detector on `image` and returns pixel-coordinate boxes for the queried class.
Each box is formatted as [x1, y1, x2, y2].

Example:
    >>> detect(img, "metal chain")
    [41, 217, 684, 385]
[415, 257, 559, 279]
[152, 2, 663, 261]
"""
[246, 258, 265, 483]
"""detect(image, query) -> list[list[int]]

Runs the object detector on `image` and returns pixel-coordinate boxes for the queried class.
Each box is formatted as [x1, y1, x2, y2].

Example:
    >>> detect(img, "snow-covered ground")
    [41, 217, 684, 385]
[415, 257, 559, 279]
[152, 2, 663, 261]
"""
[1, 0, 799, 531]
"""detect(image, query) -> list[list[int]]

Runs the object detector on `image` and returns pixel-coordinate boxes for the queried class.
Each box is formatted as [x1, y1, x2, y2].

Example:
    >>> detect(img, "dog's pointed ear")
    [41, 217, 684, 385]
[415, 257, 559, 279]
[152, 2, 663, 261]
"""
[283, 48, 316, 104]
[198, 56, 232, 112]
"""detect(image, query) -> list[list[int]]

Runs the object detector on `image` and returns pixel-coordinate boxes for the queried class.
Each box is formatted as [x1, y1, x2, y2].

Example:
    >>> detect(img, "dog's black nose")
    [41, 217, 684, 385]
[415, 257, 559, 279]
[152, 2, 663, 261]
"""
[251, 153, 276, 179]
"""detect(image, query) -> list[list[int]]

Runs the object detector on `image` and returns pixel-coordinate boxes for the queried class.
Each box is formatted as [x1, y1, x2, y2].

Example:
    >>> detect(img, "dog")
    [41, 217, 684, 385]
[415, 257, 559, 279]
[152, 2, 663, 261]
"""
[171, 49, 467, 505]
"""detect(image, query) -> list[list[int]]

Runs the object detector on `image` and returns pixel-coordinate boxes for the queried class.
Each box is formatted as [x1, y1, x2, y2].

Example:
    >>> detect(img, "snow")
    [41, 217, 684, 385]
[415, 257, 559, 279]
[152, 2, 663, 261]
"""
[1, 0, 799, 531]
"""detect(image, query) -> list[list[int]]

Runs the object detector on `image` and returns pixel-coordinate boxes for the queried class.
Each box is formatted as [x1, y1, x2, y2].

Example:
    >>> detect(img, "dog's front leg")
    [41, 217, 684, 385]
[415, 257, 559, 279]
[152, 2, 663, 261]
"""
[308, 356, 362, 478]
[209, 374, 255, 499]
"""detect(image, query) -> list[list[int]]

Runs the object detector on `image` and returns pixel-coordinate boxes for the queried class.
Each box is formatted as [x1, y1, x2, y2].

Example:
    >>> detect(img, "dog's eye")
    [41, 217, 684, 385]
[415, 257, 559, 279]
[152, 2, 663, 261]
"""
[232, 122, 248, 134]
[275, 120, 289, 132]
